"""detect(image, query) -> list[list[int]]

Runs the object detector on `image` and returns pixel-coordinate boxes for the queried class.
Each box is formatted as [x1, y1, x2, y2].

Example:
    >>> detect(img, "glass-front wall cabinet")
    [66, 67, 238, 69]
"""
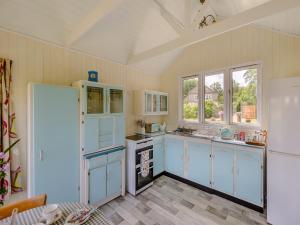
[146, 93, 153, 113]
[160, 95, 168, 112]
[109, 88, 123, 114]
[87, 86, 105, 114]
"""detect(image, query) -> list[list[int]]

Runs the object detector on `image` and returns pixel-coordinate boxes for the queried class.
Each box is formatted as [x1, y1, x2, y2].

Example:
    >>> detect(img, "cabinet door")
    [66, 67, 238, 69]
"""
[107, 161, 122, 197]
[160, 95, 168, 112]
[84, 117, 99, 154]
[212, 143, 234, 195]
[165, 137, 184, 177]
[236, 148, 263, 206]
[108, 88, 124, 114]
[88, 154, 107, 204]
[86, 86, 105, 114]
[114, 116, 125, 146]
[145, 93, 152, 113]
[107, 151, 123, 197]
[89, 166, 107, 204]
[153, 143, 164, 176]
[99, 117, 114, 149]
[187, 141, 211, 187]
[31, 84, 79, 203]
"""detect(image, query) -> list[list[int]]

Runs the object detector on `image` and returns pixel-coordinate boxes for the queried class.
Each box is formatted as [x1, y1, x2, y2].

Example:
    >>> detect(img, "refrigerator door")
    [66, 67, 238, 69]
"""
[267, 151, 300, 225]
[268, 77, 300, 155]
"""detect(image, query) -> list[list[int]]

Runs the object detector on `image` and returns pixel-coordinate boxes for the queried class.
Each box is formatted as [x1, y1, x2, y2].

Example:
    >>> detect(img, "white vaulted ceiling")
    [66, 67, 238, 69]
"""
[0, 0, 299, 75]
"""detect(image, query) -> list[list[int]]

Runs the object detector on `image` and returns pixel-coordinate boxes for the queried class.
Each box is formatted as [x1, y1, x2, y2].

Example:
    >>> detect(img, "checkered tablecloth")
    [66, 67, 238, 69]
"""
[0, 202, 112, 225]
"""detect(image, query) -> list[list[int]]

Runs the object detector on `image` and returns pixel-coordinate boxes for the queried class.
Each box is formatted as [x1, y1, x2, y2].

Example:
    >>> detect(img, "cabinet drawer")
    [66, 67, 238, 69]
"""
[89, 154, 107, 170]
[108, 150, 123, 163]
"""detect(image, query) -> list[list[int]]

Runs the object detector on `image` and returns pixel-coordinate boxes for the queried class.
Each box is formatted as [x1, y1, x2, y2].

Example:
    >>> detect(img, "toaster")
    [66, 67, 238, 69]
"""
[145, 123, 160, 133]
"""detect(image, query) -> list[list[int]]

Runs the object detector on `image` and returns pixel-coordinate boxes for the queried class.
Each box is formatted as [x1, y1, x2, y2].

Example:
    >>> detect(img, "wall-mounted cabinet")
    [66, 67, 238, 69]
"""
[134, 90, 168, 116]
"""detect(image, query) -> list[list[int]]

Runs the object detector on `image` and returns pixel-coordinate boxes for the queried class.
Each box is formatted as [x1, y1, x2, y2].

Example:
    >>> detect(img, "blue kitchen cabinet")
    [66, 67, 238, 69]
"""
[89, 161, 107, 204]
[235, 147, 263, 206]
[88, 149, 123, 205]
[107, 151, 123, 197]
[153, 143, 164, 176]
[115, 116, 125, 146]
[29, 84, 79, 203]
[98, 117, 114, 149]
[84, 117, 99, 154]
[212, 143, 234, 195]
[187, 141, 211, 187]
[165, 136, 184, 177]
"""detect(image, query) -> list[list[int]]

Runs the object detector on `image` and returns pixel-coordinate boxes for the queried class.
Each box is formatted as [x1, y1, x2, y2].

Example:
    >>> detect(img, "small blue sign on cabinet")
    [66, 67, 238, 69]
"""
[88, 70, 98, 82]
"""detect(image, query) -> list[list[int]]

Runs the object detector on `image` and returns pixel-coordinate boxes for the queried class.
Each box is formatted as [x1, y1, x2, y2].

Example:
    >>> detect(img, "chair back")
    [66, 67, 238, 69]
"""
[0, 194, 47, 220]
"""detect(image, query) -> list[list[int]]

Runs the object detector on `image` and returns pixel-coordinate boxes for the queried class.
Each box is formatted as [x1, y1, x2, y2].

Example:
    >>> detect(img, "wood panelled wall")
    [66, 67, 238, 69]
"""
[0, 29, 162, 192]
[160, 25, 300, 130]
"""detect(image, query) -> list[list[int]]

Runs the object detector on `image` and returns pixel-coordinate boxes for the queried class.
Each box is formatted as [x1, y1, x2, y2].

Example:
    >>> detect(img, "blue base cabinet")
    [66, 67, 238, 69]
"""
[187, 140, 211, 187]
[212, 143, 235, 196]
[87, 149, 124, 206]
[153, 136, 165, 176]
[235, 147, 263, 206]
[88, 154, 107, 204]
[165, 136, 184, 177]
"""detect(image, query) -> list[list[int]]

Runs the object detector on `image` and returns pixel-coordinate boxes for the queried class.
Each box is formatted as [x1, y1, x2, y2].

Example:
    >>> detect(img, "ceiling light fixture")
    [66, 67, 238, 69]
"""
[198, 0, 217, 29]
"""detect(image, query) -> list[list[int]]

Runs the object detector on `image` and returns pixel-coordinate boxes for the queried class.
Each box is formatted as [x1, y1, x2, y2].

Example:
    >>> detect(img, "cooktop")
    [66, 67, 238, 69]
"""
[126, 134, 150, 141]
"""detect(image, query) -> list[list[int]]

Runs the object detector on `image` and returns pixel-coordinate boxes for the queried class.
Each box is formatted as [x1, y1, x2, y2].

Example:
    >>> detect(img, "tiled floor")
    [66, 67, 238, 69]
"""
[100, 175, 268, 225]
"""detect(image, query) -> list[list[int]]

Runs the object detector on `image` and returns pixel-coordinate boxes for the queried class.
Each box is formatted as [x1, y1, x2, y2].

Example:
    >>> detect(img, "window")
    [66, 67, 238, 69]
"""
[182, 77, 199, 122]
[204, 73, 224, 123]
[231, 67, 258, 124]
[180, 63, 261, 126]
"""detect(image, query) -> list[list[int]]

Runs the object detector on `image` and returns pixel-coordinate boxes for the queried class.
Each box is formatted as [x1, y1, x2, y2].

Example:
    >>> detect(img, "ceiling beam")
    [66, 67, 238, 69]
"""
[184, 0, 192, 31]
[128, 0, 300, 64]
[66, 0, 124, 46]
[153, 0, 184, 35]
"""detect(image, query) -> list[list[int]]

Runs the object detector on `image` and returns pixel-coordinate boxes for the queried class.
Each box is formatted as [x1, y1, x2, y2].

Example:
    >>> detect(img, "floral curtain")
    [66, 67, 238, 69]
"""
[0, 58, 22, 205]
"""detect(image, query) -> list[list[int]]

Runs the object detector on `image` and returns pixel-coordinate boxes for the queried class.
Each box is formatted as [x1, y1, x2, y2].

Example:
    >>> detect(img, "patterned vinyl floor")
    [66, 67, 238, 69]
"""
[100, 175, 268, 225]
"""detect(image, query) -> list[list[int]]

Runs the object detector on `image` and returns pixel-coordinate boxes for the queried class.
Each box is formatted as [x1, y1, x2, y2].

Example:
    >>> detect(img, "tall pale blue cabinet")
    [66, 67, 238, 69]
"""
[28, 84, 80, 203]
[72, 80, 125, 206]
[28, 81, 125, 206]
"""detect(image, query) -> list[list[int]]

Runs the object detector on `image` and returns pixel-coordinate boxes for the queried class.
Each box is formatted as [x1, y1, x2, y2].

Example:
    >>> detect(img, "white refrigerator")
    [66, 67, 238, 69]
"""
[267, 77, 300, 225]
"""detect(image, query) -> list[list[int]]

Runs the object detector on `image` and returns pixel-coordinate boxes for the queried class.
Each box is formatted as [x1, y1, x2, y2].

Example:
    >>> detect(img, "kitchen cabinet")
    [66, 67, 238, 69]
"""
[88, 154, 107, 204]
[187, 140, 211, 187]
[165, 136, 184, 177]
[235, 147, 263, 206]
[108, 87, 124, 114]
[212, 143, 235, 196]
[153, 136, 164, 176]
[107, 151, 123, 197]
[73, 80, 124, 116]
[28, 84, 80, 203]
[134, 90, 168, 116]
[87, 149, 124, 205]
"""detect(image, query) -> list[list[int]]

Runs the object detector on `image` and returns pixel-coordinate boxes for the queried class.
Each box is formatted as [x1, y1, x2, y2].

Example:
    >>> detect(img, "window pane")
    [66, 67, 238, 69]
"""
[204, 73, 224, 123]
[232, 68, 257, 124]
[183, 77, 198, 121]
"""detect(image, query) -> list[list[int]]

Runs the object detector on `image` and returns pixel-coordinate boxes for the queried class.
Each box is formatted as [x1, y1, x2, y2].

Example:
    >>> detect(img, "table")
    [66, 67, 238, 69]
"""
[0, 202, 112, 225]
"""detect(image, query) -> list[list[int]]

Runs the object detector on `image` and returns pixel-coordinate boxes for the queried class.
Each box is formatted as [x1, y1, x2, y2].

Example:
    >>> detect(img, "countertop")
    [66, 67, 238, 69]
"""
[166, 131, 266, 149]
[135, 131, 166, 137]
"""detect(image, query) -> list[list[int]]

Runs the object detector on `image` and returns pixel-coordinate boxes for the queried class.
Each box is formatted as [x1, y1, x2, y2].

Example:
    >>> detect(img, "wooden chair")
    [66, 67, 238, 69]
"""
[0, 194, 47, 220]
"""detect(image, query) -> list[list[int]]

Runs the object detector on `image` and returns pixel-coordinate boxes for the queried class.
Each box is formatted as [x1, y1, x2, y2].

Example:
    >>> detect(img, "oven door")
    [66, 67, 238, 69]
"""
[136, 161, 153, 191]
[136, 146, 153, 165]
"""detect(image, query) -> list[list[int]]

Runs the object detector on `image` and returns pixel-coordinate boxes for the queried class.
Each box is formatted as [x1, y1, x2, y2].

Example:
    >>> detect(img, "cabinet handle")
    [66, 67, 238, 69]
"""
[39, 150, 44, 161]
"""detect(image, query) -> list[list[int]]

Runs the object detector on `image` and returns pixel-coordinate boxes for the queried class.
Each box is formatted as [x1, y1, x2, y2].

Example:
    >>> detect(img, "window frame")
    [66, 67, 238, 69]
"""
[178, 62, 262, 127]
